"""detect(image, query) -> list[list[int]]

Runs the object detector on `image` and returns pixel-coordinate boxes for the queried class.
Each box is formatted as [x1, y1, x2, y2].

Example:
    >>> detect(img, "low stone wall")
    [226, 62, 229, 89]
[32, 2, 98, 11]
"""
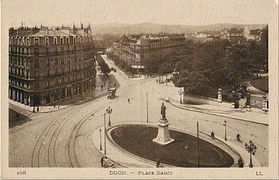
[183, 94, 219, 105]
[250, 94, 264, 109]
[183, 93, 267, 110]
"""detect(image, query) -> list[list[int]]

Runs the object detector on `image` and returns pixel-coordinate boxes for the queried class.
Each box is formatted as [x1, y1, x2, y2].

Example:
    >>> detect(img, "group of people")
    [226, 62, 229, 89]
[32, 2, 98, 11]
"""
[210, 131, 242, 142]
[231, 86, 251, 109]
[101, 156, 114, 168]
[210, 131, 244, 167]
[53, 104, 60, 109]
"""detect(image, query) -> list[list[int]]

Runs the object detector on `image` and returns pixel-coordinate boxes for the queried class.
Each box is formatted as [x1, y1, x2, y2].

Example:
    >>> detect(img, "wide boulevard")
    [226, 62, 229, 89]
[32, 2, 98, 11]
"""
[9, 55, 268, 168]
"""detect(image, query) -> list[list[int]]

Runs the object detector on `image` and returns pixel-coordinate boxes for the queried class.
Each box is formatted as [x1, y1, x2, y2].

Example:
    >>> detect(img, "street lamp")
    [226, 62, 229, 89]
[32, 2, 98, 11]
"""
[223, 120, 227, 141]
[106, 106, 112, 127]
[103, 113, 107, 155]
[245, 140, 257, 167]
[178, 89, 184, 104]
[99, 128, 102, 150]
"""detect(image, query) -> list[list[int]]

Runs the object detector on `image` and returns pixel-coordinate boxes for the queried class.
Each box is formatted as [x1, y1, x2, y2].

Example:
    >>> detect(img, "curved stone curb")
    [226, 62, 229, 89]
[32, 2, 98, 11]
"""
[90, 126, 127, 168]
[169, 100, 268, 126]
[102, 122, 241, 168]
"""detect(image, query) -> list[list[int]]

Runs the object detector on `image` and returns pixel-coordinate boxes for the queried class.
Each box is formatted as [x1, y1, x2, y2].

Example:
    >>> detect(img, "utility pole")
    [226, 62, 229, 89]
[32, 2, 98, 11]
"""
[146, 92, 149, 123]
[99, 129, 102, 150]
[224, 120, 227, 141]
[197, 121, 200, 167]
[104, 113, 106, 155]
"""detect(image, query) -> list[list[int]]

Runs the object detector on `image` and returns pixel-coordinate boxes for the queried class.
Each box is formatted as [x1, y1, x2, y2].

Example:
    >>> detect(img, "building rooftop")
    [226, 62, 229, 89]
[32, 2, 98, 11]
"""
[9, 24, 92, 37]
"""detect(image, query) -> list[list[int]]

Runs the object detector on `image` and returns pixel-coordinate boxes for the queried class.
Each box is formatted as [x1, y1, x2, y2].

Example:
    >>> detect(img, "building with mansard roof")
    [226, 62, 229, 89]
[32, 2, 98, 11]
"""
[9, 24, 96, 106]
[110, 33, 187, 72]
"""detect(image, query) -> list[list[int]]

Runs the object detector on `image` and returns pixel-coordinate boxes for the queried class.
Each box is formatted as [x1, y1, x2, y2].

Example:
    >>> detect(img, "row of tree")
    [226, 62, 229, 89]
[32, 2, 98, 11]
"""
[142, 29, 268, 97]
[96, 54, 111, 74]
[107, 53, 137, 74]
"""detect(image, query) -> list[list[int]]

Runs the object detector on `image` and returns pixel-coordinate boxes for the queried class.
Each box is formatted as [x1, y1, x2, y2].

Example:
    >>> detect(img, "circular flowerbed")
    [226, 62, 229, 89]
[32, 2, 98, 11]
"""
[110, 124, 234, 167]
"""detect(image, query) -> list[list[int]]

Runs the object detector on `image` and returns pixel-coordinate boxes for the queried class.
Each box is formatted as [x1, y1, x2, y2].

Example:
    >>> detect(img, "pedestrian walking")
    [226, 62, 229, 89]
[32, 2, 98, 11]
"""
[128, 98, 130, 104]
[37, 107, 39, 112]
[211, 131, 215, 139]
[236, 133, 241, 142]
[155, 158, 160, 168]
[101, 156, 105, 167]
[238, 158, 244, 167]
[16, 113, 20, 121]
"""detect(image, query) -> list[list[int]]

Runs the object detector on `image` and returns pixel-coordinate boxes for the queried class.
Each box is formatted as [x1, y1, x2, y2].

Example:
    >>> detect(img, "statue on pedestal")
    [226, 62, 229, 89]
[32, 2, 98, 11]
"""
[153, 102, 174, 145]
[161, 103, 166, 119]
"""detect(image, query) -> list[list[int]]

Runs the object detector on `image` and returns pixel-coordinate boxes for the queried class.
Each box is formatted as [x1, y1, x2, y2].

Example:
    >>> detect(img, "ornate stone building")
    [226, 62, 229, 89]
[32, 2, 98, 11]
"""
[110, 33, 187, 72]
[9, 24, 96, 106]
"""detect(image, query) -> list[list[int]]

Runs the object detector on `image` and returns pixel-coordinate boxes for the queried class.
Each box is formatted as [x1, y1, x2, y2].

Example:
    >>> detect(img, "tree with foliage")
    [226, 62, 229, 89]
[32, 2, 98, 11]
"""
[97, 55, 111, 74]
[178, 70, 209, 94]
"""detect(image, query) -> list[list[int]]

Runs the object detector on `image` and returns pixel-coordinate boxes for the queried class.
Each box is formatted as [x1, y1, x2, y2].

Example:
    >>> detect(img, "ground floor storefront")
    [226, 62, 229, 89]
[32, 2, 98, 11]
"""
[9, 79, 95, 106]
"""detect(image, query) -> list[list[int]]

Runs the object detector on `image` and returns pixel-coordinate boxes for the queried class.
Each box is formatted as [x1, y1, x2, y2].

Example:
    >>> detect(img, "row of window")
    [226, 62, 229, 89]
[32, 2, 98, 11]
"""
[9, 44, 95, 55]
[129, 41, 186, 50]
[45, 72, 90, 88]
[9, 67, 30, 78]
[9, 53, 94, 67]
[9, 36, 94, 46]
[9, 78, 30, 89]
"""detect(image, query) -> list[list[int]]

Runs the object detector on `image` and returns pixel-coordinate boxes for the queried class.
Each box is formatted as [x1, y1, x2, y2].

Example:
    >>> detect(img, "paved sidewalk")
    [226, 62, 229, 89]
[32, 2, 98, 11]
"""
[9, 100, 67, 113]
[170, 99, 268, 125]
[154, 81, 268, 125]
[213, 135, 262, 167]
[92, 126, 156, 168]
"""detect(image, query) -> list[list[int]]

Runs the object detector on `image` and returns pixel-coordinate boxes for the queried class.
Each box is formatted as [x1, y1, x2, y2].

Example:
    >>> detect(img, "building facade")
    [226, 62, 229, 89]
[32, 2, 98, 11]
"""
[9, 25, 96, 106]
[110, 34, 187, 71]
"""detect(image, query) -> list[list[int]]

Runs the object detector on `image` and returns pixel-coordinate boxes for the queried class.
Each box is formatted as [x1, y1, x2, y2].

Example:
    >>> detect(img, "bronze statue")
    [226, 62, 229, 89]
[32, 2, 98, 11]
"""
[161, 102, 166, 119]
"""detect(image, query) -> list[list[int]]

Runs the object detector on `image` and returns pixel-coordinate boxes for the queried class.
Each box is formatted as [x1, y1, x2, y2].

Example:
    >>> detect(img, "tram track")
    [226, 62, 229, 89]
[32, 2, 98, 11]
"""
[67, 79, 147, 167]
[30, 66, 148, 167]
[31, 107, 78, 167]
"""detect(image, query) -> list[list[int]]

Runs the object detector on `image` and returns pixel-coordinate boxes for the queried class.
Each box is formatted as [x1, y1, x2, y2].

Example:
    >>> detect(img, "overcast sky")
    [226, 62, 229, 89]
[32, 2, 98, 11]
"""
[3, 0, 275, 27]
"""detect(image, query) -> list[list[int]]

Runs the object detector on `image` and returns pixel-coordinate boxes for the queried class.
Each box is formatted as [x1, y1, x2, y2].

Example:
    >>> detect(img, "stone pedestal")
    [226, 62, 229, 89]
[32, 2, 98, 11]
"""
[153, 118, 175, 145]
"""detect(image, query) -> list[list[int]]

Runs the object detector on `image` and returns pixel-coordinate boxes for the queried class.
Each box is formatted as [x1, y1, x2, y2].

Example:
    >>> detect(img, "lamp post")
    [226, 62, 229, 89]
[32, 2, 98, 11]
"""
[99, 128, 102, 150]
[106, 106, 112, 127]
[146, 92, 149, 123]
[103, 113, 107, 155]
[178, 89, 184, 104]
[223, 120, 227, 141]
[245, 140, 257, 167]
[197, 121, 200, 167]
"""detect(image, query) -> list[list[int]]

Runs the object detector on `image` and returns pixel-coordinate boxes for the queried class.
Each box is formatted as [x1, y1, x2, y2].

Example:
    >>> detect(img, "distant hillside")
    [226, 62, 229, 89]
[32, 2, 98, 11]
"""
[91, 23, 267, 35]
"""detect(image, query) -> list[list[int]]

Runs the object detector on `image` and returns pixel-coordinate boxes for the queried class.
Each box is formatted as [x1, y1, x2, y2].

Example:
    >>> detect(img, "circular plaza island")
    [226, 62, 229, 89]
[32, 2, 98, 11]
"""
[107, 124, 240, 167]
